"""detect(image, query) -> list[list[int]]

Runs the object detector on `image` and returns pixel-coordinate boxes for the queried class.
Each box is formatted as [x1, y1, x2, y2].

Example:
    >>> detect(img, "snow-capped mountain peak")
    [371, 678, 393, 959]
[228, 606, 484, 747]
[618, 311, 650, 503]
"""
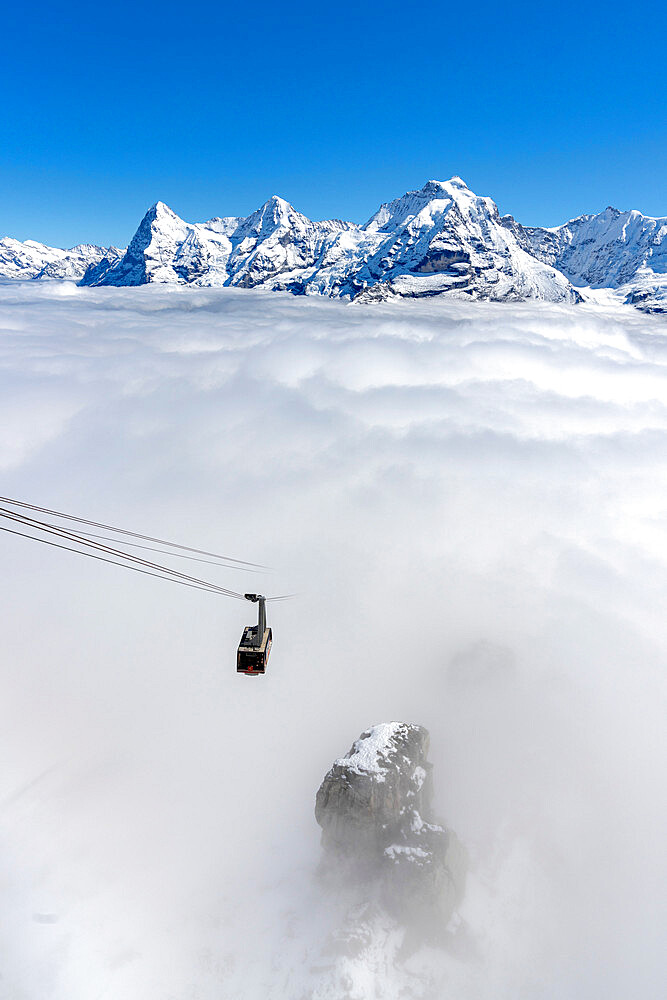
[363, 176, 499, 237]
[349, 177, 577, 304]
[0, 236, 124, 282]
[93, 201, 194, 286]
[503, 201, 667, 312]
[145, 200, 176, 218]
[235, 195, 306, 239]
[142, 200, 190, 235]
[77, 179, 580, 303]
[2, 179, 663, 312]
[364, 177, 461, 233]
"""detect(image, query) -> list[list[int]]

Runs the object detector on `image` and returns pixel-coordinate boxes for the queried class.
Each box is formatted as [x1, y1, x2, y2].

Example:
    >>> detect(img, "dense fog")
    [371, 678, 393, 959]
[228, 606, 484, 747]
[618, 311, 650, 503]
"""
[0, 283, 665, 998]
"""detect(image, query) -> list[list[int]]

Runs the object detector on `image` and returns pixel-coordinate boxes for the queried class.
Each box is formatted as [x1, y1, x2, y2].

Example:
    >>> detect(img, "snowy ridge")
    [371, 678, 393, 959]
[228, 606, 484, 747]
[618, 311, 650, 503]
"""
[86, 197, 357, 291]
[503, 205, 667, 313]
[0, 238, 123, 281]
[82, 178, 580, 305]
[2, 178, 664, 311]
[348, 178, 578, 304]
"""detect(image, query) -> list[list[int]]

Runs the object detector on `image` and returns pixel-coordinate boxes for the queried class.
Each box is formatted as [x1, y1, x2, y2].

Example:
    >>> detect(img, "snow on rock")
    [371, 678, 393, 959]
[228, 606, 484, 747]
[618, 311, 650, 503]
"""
[621, 268, 667, 313]
[0, 238, 122, 282]
[503, 205, 667, 313]
[204, 724, 471, 999]
[88, 201, 212, 286]
[85, 179, 580, 304]
[349, 178, 580, 305]
[316, 723, 433, 857]
[332, 721, 411, 780]
[5, 179, 665, 312]
[83, 196, 355, 293]
[226, 196, 355, 292]
[315, 723, 467, 934]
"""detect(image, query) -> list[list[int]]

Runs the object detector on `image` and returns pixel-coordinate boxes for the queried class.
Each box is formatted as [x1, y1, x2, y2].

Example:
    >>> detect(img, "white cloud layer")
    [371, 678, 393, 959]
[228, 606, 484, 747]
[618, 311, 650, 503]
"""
[0, 283, 665, 998]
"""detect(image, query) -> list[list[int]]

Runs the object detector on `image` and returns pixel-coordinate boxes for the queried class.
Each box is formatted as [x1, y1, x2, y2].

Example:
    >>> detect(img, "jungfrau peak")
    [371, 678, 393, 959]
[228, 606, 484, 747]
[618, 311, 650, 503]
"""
[347, 177, 579, 303]
[1, 178, 664, 313]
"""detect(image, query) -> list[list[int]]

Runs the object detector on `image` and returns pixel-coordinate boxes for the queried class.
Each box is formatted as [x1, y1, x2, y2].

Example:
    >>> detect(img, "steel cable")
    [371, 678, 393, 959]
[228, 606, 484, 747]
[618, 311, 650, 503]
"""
[0, 507, 248, 599]
[0, 524, 238, 597]
[71, 529, 270, 573]
[0, 499, 293, 602]
[0, 495, 267, 569]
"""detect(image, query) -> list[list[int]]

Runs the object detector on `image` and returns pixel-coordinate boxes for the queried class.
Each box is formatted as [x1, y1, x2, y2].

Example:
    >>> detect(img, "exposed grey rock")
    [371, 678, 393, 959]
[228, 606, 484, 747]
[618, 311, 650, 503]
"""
[316, 722, 432, 857]
[315, 722, 467, 933]
[79, 247, 124, 286]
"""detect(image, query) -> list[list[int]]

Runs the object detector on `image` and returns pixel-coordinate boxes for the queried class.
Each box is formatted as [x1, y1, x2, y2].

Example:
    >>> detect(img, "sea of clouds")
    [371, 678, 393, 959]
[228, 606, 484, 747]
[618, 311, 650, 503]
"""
[0, 282, 665, 999]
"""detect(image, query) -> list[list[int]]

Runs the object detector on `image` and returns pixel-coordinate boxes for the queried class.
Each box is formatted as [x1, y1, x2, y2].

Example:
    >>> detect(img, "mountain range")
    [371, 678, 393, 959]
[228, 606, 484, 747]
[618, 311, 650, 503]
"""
[1, 178, 664, 312]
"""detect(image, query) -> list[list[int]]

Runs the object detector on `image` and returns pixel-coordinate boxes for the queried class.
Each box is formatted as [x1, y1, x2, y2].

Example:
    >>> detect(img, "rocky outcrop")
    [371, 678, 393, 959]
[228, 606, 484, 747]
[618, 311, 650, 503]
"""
[315, 722, 467, 934]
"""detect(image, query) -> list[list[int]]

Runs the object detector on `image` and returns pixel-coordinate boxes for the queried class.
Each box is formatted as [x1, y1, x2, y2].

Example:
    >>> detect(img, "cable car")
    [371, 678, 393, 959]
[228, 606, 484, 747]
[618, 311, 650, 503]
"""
[237, 593, 272, 675]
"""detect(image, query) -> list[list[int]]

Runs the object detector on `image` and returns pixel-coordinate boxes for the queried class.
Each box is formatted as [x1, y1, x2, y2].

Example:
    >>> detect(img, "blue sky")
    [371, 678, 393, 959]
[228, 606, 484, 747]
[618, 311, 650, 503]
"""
[1, 0, 665, 247]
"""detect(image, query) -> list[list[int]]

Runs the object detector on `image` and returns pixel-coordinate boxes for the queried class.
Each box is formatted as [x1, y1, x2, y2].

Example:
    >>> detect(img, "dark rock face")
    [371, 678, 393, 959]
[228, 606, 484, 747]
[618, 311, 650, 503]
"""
[411, 247, 471, 274]
[79, 248, 123, 286]
[315, 723, 467, 932]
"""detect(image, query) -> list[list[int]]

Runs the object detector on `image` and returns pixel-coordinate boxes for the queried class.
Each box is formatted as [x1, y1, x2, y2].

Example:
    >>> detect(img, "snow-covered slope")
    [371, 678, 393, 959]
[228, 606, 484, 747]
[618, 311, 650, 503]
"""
[503, 206, 667, 313]
[346, 178, 579, 303]
[4, 180, 665, 312]
[83, 179, 580, 305]
[89, 198, 355, 290]
[0, 238, 122, 282]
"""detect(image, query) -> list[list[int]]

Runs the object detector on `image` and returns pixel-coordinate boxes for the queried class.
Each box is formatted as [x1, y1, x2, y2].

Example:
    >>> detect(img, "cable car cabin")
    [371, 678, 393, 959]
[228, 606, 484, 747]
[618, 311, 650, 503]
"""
[237, 593, 272, 675]
[237, 624, 272, 675]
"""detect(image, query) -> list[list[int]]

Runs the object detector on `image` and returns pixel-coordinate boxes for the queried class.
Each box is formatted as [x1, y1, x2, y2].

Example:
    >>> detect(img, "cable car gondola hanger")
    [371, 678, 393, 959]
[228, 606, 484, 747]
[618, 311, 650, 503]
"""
[236, 594, 272, 676]
[0, 496, 292, 676]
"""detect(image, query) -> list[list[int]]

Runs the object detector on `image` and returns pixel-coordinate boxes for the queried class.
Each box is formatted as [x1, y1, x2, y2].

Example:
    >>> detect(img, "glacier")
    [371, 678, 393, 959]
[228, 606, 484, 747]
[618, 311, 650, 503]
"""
[1, 178, 664, 313]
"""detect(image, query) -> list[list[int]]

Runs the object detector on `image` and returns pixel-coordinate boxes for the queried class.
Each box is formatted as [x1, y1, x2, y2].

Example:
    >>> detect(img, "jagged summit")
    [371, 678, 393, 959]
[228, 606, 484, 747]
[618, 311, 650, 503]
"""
[352, 178, 576, 303]
[503, 201, 667, 311]
[2, 179, 663, 311]
[0, 236, 123, 282]
[149, 200, 176, 215]
[236, 195, 306, 239]
[141, 200, 186, 228]
[363, 176, 476, 233]
[263, 194, 292, 212]
[78, 176, 576, 303]
[420, 176, 471, 196]
[94, 200, 192, 286]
